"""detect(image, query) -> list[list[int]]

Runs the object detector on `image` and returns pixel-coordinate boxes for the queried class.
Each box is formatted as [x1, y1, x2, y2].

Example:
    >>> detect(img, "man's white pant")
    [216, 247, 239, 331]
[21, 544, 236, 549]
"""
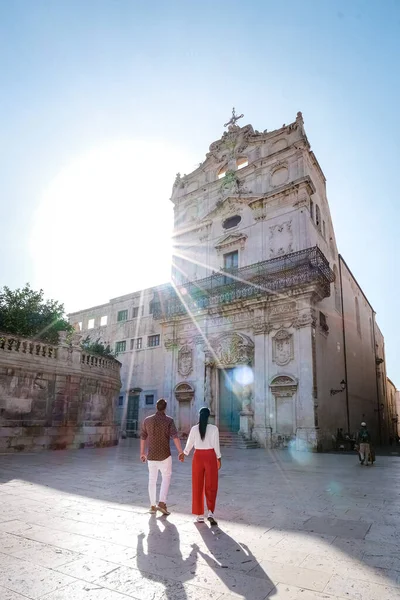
[147, 456, 172, 506]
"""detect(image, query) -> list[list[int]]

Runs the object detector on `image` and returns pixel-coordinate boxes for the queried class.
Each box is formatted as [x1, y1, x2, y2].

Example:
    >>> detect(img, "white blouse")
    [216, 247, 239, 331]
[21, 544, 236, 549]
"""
[184, 424, 221, 459]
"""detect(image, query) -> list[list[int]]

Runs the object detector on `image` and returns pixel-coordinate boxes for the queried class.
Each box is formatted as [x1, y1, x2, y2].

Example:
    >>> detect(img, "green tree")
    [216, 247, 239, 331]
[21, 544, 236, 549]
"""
[0, 284, 73, 344]
[80, 336, 116, 358]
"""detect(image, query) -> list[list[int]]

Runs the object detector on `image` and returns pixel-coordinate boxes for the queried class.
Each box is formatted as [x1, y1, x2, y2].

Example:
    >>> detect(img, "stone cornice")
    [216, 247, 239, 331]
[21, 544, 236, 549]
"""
[172, 220, 212, 240]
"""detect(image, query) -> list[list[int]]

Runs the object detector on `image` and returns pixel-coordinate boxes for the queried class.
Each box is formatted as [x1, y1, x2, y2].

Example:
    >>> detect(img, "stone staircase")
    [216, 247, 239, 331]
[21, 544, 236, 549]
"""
[219, 431, 260, 449]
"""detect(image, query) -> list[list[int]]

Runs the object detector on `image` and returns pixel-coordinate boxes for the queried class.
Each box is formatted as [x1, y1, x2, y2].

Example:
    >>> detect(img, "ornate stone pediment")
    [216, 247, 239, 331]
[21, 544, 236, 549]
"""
[210, 332, 254, 368]
[174, 382, 194, 402]
[215, 233, 247, 254]
[270, 374, 298, 397]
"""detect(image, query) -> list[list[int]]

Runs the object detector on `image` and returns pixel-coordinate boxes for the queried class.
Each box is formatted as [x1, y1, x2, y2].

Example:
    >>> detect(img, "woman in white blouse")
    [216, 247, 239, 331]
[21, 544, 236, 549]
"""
[182, 407, 221, 525]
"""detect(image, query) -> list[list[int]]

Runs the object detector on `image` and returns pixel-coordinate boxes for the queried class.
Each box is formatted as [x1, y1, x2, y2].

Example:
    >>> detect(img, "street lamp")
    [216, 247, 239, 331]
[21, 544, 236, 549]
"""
[330, 380, 347, 396]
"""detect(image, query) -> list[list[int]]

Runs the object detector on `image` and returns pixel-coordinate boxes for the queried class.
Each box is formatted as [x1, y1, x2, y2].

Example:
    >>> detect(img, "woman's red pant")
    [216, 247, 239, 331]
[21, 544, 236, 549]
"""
[192, 449, 218, 515]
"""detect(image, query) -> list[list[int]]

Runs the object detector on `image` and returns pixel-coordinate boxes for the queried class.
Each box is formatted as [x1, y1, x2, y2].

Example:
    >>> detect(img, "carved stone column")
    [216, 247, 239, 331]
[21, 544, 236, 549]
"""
[252, 314, 271, 448]
[204, 353, 215, 415]
[163, 331, 177, 418]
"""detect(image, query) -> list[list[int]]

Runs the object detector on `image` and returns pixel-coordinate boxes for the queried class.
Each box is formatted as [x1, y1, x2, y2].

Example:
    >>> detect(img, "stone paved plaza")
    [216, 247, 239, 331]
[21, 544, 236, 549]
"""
[0, 442, 400, 600]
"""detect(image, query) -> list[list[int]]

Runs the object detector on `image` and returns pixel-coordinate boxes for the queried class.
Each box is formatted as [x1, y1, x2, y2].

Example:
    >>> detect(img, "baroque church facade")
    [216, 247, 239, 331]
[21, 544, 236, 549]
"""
[69, 111, 393, 451]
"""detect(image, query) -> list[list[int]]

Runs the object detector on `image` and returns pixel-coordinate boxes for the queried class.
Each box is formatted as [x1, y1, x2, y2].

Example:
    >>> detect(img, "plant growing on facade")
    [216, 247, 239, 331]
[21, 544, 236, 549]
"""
[80, 335, 116, 358]
[0, 284, 73, 344]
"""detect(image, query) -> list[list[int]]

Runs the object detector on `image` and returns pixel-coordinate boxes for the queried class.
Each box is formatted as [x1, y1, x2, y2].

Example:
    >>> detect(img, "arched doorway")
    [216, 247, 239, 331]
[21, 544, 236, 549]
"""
[208, 332, 254, 433]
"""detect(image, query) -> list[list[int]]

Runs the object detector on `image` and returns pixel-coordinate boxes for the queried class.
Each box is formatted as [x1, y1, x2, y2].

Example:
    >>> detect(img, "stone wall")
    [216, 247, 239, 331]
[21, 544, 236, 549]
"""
[0, 332, 121, 453]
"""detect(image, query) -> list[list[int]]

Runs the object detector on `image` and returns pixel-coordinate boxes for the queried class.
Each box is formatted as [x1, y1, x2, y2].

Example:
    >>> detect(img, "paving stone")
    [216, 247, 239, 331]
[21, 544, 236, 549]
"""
[37, 579, 139, 599]
[0, 587, 31, 600]
[263, 582, 345, 599]
[177, 563, 275, 600]
[54, 557, 121, 582]
[302, 516, 372, 539]
[325, 573, 400, 600]
[0, 552, 76, 600]
[300, 553, 400, 587]
[248, 559, 331, 591]
[365, 524, 400, 544]
[0, 532, 81, 568]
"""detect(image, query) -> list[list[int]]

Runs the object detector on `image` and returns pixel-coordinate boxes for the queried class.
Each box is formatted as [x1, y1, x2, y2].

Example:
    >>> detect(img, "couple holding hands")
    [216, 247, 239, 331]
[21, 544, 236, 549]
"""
[140, 399, 221, 525]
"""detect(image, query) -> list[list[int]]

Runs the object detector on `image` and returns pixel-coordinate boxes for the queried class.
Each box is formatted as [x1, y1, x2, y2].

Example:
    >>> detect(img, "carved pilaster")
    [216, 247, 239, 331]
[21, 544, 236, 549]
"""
[249, 199, 266, 221]
[294, 309, 317, 329]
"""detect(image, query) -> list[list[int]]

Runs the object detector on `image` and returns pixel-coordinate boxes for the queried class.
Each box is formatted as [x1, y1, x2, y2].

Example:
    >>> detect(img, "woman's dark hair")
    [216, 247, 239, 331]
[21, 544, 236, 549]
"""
[198, 407, 210, 441]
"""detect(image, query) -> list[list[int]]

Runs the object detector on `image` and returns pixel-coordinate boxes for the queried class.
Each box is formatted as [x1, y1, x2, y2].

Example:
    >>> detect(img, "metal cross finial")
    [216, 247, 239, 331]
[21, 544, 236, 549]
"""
[224, 107, 244, 129]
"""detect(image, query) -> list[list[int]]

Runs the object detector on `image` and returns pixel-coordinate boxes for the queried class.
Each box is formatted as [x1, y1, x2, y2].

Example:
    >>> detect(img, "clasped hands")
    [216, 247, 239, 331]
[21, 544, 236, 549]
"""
[141, 453, 221, 469]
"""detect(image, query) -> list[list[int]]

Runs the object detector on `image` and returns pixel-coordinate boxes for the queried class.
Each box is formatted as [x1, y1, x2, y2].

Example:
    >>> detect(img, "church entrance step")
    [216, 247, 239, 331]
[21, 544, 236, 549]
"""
[219, 432, 259, 449]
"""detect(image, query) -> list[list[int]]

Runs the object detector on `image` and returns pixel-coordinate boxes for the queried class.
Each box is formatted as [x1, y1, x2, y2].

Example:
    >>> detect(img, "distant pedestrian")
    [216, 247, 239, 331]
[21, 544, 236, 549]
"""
[356, 422, 371, 466]
[181, 407, 221, 525]
[140, 398, 184, 515]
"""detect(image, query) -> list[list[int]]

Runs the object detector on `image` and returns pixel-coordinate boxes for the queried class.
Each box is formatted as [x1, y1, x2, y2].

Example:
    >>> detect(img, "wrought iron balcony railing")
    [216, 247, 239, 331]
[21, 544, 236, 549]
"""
[152, 246, 334, 320]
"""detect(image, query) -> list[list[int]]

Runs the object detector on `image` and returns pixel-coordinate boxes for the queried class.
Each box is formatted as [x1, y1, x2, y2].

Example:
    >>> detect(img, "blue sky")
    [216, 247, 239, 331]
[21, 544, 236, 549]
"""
[0, 0, 399, 385]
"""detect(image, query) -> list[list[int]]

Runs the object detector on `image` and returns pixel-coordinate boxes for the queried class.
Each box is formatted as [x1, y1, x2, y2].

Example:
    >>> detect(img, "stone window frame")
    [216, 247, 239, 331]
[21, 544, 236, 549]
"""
[315, 205, 322, 232]
[148, 334, 160, 348]
[217, 165, 228, 180]
[115, 340, 126, 354]
[88, 318, 95, 329]
[236, 157, 248, 170]
[222, 215, 242, 230]
[100, 315, 108, 327]
[117, 309, 128, 323]
[130, 337, 142, 350]
[145, 394, 155, 405]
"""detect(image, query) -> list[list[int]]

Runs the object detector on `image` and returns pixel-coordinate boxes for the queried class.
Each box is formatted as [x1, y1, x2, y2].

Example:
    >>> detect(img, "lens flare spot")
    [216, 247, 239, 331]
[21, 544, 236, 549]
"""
[233, 366, 254, 386]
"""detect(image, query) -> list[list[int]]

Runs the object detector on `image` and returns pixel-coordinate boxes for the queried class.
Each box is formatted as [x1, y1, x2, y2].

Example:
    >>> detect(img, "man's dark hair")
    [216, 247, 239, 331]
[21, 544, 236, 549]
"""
[157, 398, 167, 412]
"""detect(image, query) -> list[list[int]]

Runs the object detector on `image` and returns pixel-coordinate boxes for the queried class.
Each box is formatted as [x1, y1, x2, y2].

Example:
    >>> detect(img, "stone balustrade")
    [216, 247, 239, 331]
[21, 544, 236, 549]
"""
[0, 331, 122, 453]
[0, 334, 58, 359]
[0, 332, 120, 375]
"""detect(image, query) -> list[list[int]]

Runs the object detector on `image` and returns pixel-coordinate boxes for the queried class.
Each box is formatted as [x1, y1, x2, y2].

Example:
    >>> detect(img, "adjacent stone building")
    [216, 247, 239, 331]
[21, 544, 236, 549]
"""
[69, 111, 393, 450]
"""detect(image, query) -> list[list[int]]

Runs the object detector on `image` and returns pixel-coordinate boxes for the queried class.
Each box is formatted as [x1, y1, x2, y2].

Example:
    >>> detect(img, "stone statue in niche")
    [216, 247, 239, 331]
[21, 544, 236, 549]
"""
[273, 330, 294, 366]
[178, 344, 193, 377]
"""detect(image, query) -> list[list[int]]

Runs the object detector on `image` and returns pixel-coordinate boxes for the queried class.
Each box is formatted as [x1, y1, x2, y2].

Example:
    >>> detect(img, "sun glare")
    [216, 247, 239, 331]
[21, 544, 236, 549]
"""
[30, 140, 195, 312]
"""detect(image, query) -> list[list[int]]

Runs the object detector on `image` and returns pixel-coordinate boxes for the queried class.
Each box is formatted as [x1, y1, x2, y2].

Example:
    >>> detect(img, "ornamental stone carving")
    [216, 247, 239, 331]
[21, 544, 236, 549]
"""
[272, 330, 294, 366]
[269, 220, 293, 258]
[270, 374, 298, 397]
[174, 382, 194, 402]
[211, 332, 254, 367]
[270, 302, 297, 317]
[294, 309, 317, 329]
[249, 199, 266, 221]
[253, 318, 271, 335]
[178, 344, 193, 377]
[164, 337, 177, 350]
